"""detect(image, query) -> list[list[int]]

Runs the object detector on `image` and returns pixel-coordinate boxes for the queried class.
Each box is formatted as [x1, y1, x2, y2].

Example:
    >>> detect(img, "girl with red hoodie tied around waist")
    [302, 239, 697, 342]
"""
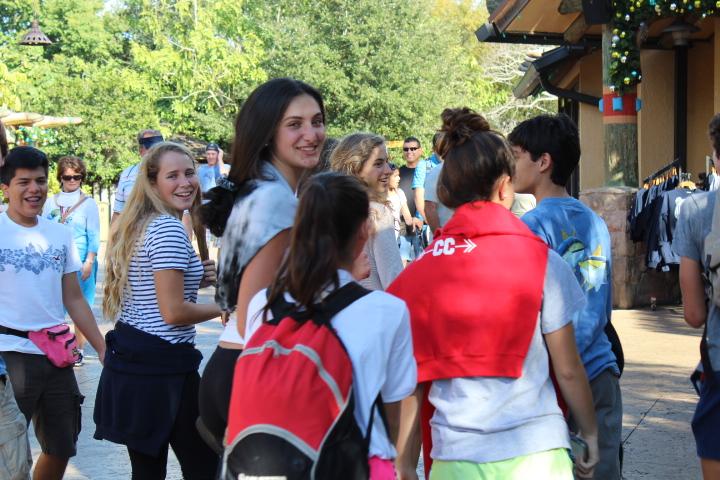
[389, 108, 599, 480]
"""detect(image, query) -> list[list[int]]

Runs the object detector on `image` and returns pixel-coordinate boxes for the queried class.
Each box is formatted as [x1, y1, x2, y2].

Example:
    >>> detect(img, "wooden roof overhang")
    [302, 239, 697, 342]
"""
[478, 0, 716, 48]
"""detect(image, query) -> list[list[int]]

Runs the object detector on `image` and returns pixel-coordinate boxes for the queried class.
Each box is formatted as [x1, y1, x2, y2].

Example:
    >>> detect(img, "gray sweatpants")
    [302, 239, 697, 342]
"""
[571, 368, 623, 480]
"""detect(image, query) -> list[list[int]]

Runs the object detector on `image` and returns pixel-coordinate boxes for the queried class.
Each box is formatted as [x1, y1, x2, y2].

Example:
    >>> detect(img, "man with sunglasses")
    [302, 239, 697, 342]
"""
[399, 137, 424, 263]
[111, 129, 164, 224]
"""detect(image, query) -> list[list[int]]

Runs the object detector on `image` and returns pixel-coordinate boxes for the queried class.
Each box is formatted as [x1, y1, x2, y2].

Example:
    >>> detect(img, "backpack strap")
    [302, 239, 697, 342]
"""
[364, 394, 392, 452]
[700, 322, 715, 379]
[267, 281, 372, 326]
[314, 282, 372, 324]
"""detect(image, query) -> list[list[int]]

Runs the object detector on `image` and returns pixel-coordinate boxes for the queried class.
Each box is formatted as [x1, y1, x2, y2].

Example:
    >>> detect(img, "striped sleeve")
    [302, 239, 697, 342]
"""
[144, 216, 190, 271]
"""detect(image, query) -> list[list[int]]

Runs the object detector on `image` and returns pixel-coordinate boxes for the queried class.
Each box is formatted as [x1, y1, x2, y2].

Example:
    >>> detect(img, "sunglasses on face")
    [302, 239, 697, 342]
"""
[403, 147, 419, 152]
[62, 175, 83, 182]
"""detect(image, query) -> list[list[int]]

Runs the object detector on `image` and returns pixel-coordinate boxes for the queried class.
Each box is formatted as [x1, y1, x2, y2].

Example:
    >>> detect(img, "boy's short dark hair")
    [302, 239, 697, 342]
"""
[508, 113, 580, 187]
[403, 136, 421, 146]
[0, 146, 49, 185]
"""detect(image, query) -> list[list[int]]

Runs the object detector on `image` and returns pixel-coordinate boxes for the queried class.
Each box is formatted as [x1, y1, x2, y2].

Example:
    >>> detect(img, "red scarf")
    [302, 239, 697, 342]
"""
[387, 201, 548, 474]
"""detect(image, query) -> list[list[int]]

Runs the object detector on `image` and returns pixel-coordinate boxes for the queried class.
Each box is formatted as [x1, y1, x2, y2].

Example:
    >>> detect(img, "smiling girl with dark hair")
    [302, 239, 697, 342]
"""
[197, 78, 327, 450]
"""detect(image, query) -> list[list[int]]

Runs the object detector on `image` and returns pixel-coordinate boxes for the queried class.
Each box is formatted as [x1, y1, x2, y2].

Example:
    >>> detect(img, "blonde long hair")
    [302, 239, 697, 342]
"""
[103, 142, 198, 321]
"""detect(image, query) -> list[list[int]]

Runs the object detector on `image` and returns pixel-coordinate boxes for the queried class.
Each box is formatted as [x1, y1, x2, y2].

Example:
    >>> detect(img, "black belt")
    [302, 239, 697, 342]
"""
[0, 326, 29, 339]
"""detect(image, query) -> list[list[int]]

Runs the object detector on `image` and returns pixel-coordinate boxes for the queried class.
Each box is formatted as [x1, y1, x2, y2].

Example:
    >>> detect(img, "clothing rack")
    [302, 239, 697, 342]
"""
[643, 159, 681, 185]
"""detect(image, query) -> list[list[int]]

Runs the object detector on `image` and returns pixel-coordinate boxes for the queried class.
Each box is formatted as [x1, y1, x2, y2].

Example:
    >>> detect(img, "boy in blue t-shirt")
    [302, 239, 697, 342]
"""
[509, 114, 623, 480]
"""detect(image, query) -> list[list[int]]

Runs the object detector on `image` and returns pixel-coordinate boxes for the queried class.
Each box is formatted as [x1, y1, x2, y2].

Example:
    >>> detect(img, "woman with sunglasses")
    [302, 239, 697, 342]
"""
[43, 156, 100, 366]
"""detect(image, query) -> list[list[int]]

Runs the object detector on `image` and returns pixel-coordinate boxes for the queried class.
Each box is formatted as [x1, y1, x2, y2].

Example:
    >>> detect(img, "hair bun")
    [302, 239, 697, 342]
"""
[438, 108, 490, 155]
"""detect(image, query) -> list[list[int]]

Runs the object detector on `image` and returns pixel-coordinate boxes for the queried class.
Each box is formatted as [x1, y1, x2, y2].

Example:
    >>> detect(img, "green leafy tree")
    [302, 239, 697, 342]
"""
[117, 0, 266, 140]
[246, 0, 487, 143]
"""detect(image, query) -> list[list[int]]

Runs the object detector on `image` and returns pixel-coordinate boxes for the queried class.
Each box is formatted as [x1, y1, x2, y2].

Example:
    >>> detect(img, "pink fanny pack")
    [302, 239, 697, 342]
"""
[0, 324, 80, 368]
[28, 325, 81, 368]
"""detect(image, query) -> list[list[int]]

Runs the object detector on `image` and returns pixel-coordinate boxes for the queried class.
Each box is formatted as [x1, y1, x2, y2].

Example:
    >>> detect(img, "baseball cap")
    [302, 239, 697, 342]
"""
[206, 143, 220, 152]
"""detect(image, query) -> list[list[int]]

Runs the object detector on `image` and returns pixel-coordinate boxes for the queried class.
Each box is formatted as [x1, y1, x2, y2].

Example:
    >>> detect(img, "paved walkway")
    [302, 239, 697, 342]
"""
[28, 265, 705, 478]
[614, 307, 702, 479]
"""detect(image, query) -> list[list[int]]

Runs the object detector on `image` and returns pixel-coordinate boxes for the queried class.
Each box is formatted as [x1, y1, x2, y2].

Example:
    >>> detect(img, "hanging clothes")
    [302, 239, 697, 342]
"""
[628, 163, 697, 271]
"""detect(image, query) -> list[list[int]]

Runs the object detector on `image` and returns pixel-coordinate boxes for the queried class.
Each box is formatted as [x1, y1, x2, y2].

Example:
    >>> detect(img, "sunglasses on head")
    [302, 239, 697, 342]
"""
[61, 175, 83, 182]
[139, 135, 164, 149]
[403, 147, 419, 152]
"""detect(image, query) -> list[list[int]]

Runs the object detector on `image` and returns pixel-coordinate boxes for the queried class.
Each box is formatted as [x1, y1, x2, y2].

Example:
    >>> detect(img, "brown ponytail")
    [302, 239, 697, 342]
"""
[437, 107, 515, 208]
[264, 172, 369, 316]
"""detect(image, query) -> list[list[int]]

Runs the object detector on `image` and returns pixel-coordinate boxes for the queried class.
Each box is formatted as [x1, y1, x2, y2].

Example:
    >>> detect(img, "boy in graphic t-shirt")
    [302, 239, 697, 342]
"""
[0, 146, 106, 480]
[509, 114, 623, 480]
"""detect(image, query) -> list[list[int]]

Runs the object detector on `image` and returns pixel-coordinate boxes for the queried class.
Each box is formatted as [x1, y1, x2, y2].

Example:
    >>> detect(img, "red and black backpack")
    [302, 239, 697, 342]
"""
[222, 282, 388, 480]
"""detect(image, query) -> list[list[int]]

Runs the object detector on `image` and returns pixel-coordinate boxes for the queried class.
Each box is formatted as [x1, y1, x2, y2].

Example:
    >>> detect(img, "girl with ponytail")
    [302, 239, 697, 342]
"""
[390, 108, 599, 480]
[243, 172, 417, 479]
[197, 78, 327, 450]
[331, 133, 403, 290]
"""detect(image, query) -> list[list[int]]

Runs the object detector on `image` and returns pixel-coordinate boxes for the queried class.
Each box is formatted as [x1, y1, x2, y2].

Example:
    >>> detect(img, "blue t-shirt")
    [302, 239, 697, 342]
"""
[411, 153, 442, 190]
[198, 164, 223, 194]
[522, 197, 618, 381]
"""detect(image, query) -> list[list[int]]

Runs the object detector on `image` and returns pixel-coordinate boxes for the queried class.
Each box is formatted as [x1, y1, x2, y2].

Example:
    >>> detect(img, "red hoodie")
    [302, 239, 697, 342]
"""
[387, 200, 548, 473]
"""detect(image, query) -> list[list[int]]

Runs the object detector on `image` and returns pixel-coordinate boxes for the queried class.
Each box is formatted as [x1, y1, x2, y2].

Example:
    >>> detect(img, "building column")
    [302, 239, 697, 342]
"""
[602, 26, 639, 187]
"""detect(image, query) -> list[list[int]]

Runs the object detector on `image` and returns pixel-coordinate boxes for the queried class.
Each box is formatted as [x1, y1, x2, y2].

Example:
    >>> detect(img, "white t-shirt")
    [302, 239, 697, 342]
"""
[245, 270, 417, 459]
[428, 250, 586, 464]
[425, 165, 537, 228]
[113, 163, 140, 213]
[119, 215, 203, 344]
[0, 214, 82, 354]
[424, 164, 453, 228]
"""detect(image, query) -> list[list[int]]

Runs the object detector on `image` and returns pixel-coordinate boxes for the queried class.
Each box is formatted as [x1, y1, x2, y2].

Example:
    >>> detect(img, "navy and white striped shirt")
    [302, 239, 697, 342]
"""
[119, 215, 203, 344]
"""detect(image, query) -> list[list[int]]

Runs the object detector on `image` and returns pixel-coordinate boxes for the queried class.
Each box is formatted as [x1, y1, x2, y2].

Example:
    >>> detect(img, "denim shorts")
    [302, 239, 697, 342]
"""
[1, 351, 83, 458]
[399, 235, 416, 262]
[692, 372, 720, 460]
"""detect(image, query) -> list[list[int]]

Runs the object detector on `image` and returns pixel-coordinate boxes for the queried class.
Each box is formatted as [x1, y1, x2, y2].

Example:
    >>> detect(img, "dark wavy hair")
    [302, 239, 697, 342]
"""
[201, 78, 325, 236]
[437, 108, 515, 208]
[264, 172, 369, 317]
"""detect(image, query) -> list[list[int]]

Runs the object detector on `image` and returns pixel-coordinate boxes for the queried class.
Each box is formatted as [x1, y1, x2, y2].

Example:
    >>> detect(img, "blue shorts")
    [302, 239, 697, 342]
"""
[692, 372, 720, 460]
[399, 235, 415, 262]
